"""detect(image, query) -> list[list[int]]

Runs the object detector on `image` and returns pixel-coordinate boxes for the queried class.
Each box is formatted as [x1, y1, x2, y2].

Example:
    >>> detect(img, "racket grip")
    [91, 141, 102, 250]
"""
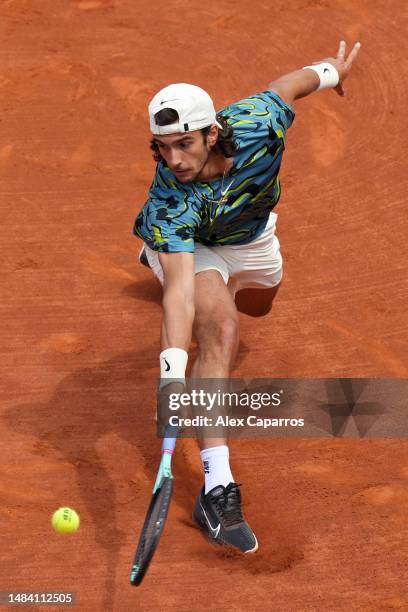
[161, 424, 178, 454]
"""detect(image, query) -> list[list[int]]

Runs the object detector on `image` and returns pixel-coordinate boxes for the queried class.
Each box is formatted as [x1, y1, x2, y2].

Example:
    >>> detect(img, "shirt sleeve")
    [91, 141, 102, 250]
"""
[220, 90, 295, 146]
[263, 90, 295, 132]
[133, 178, 200, 253]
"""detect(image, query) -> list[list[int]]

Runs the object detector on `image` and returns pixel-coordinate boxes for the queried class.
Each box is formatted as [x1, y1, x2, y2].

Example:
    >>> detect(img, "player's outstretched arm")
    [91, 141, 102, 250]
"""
[159, 251, 195, 351]
[156, 251, 195, 413]
[269, 40, 361, 106]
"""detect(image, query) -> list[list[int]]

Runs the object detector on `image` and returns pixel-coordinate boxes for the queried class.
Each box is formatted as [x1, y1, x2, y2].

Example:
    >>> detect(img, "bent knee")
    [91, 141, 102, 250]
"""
[194, 314, 239, 357]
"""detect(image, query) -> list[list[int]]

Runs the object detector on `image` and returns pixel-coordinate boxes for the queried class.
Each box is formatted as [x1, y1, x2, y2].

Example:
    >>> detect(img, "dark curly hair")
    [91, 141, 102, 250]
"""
[150, 107, 237, 163]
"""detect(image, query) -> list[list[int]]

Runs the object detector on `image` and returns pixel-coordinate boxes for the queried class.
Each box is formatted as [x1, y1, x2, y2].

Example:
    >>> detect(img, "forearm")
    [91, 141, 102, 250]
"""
[161, 288, 195, 351]
[269, 68, 320, 101]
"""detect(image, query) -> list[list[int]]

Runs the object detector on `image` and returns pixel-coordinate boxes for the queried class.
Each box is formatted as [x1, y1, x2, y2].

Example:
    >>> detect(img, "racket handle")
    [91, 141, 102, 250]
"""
[153, 425, 178, 492]
[161, 424, 178, 454]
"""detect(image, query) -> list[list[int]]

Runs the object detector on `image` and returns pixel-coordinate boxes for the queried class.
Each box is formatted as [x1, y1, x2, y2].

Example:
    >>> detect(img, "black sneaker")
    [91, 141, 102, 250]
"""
[138, 246, 151, 269]
[192, 483, 258, 553]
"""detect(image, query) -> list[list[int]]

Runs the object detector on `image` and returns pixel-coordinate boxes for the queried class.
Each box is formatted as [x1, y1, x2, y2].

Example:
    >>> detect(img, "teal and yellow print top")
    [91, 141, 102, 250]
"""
[133, 90, 295, 252]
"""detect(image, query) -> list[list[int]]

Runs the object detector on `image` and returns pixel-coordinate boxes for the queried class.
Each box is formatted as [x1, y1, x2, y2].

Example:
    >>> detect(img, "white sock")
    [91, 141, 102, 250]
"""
[200, 445, 234, 494]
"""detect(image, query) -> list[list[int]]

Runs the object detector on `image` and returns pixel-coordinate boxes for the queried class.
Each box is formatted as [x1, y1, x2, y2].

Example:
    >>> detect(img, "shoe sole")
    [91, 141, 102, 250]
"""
[139, 246, 151, 269]
[244, 534, 258, 553]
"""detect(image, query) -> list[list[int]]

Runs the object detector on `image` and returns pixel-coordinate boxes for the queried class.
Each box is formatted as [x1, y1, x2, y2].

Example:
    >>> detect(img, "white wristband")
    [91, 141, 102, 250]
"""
[159, 348, 188, 389]
[302, 62, 339, 90]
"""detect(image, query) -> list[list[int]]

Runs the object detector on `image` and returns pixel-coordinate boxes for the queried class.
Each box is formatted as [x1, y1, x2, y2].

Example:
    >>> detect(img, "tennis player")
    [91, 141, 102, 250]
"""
[134, 40, 361, 553]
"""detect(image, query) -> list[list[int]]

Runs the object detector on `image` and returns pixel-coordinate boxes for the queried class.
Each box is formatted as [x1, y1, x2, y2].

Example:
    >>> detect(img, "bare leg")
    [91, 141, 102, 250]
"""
[190, 269, 240, 450]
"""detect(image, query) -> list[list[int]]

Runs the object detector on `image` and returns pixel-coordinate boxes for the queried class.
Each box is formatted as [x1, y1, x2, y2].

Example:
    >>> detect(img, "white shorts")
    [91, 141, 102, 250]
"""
[144, 212, 283, 294]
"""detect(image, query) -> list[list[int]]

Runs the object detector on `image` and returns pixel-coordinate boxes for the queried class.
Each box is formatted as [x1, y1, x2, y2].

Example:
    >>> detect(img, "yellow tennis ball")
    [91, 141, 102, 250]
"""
[51, 507, 80, 534]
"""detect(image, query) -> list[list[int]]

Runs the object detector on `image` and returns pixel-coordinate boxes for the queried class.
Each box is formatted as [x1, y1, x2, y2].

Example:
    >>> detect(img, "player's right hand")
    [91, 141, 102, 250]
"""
[157, 381, 188, 429]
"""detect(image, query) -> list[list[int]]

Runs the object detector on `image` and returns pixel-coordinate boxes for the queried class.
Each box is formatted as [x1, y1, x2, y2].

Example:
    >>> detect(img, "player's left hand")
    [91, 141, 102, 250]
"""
[314, 40, 361, 96]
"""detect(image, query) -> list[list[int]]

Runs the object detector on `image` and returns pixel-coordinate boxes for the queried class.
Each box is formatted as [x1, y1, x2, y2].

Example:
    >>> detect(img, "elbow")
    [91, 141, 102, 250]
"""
[267, 81, 296, 107]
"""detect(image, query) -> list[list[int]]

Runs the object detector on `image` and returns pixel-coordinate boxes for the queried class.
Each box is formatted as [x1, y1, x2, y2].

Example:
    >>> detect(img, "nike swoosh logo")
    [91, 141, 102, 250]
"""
[323, 68, 330, 74]
[160, 98, 178, 105]
[200, 503, 221, 537]
[221, 180, 234, 196]
[164, 358, 171, 372]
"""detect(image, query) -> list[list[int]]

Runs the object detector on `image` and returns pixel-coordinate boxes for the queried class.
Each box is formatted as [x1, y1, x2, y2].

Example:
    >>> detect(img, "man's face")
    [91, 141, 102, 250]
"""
[152, 126, 217, 183]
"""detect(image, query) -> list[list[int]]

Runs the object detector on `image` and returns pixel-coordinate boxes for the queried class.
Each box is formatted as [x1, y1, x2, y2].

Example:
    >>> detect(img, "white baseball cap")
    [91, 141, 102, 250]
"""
[148, 83, 223, 135]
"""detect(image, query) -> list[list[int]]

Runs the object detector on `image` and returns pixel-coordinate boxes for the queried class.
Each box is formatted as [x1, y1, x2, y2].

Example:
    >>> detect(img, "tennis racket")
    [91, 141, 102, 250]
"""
[130, 424, 178, 586]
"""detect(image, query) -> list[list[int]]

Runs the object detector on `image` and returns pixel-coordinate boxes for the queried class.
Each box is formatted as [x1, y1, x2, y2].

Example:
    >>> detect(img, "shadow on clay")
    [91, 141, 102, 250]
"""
[3, 343, 304, 597]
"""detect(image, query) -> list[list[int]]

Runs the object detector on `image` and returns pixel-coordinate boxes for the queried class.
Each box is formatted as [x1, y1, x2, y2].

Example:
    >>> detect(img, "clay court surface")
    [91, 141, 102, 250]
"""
[1, 0, 408, 610]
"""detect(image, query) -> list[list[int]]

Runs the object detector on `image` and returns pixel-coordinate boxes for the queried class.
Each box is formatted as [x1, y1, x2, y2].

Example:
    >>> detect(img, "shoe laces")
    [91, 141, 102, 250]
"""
[211, 483, 243, 527]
